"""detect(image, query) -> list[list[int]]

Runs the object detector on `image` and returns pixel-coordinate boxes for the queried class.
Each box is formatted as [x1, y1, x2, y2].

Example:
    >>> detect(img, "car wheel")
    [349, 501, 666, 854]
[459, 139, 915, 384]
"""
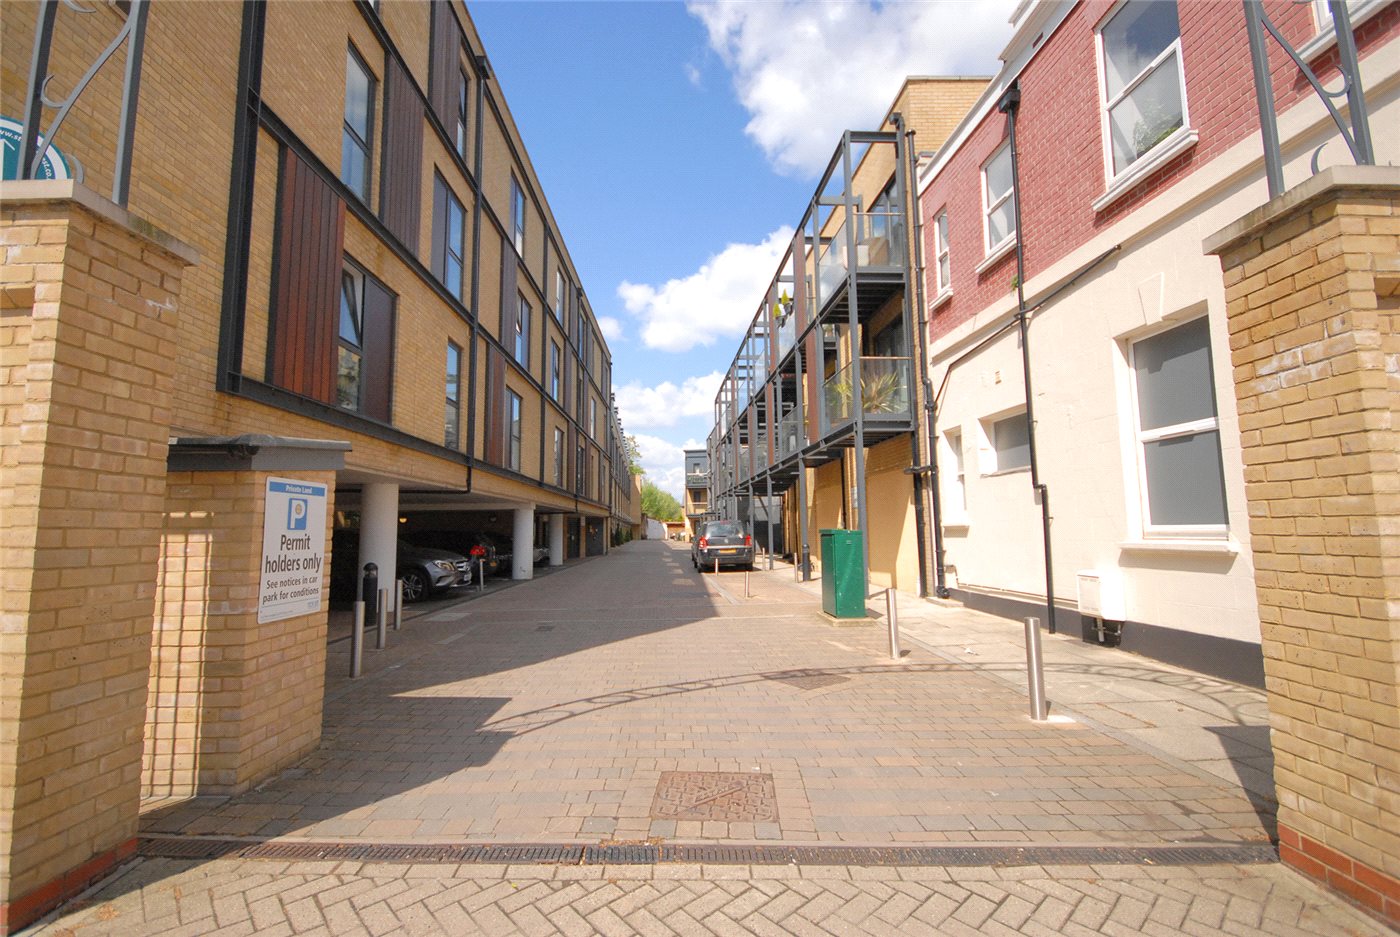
[400, 569, 429, 603]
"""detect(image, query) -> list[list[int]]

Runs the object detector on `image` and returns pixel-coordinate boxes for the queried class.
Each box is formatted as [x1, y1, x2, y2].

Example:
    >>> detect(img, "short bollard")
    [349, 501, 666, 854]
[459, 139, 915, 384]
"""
[886, 588, 900, 659]
[350, 600, 364, 678]
[362, 562, 379, 637]
[393, 579, 403, 631]
[744, 568, 751, 598]
[1025, 617, 1048, 721]
[376, 587, 387, 650]
[477, 558, 486, 592]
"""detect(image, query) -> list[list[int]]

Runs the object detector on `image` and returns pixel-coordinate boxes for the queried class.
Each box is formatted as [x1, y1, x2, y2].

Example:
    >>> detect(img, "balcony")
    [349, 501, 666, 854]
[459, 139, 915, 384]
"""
[685, 471, 709, 490]
[777, 311, 796, 360]
[822, 356, 912, 431]
[779, 410, 805, 459]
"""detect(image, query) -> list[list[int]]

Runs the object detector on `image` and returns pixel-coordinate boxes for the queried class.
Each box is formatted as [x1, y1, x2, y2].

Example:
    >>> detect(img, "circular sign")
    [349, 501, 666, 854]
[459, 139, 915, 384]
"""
[1, 116, 73, 181]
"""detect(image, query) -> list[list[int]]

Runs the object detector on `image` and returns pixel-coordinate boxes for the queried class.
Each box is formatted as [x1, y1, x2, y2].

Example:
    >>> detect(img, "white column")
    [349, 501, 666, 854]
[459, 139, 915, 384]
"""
[548, 513, 565, 567]
[512, 505, 534, 580]
[359, 482, 399, 597]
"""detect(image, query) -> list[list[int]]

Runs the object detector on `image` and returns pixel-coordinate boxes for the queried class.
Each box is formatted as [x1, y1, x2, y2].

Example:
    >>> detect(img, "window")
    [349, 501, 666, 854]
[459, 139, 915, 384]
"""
[341, 48, 374, 201]
[445, 341, 461, 449]
[933, 210, 951, 296]
[943, 430, 966, 520]
[982, 142, 1014, 255]
[549, 340, 561, 400]
[1098, 0, 1186, 179]
[554, 427, 565, 485]
[337, 263, 366, 409]
[1129, 317, 1227, 533]
[433, 175, 466, 299]
[554, 270, 566, 321]
[986, 411, 1030, 473]
[507, 390, 522, 471]
[589, 398, 597, 439]
[514, 294, 531, 366]
[455, 67, 470, 159]
[510, 174, 526, 255]
[576, 444, 585, 492]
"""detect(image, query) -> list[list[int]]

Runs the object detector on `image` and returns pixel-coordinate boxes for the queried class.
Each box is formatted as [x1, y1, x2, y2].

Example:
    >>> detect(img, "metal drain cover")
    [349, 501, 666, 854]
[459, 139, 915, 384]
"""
[770, 673, 850, 690]
[651, 771, 777, 822]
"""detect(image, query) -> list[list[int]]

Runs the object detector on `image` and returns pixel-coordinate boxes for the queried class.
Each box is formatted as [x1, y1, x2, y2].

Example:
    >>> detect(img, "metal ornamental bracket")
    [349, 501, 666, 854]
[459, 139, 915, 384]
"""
[1242, 0, 1375, 200]
[19, 0, 150, 206]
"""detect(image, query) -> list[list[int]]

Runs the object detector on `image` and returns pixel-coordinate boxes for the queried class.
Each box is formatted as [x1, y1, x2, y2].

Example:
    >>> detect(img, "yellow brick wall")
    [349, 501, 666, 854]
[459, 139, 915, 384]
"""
[0, 194, 188, 904]
[145, 470, 335, 797]
[1213, 179, 1399, 884]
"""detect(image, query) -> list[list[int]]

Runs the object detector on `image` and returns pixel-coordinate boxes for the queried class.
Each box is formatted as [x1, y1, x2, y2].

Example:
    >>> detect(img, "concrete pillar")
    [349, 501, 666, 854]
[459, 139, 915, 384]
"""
[1205, 166, 1400, 927]
[0, 183, 193, 932]
[512, 506, 535, 580]
[360, 483, 399, 598]
[548, 513, 565, 566]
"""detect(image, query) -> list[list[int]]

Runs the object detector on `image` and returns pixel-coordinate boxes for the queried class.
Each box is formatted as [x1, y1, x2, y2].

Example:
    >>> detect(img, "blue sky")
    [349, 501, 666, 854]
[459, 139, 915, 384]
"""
[471, 0, 1016, 497]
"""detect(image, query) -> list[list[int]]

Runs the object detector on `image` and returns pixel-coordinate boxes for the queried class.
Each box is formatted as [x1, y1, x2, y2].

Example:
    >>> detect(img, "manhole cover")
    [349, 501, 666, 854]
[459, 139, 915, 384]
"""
[651, 771, 777, 822]
[769, 673, 850, 690]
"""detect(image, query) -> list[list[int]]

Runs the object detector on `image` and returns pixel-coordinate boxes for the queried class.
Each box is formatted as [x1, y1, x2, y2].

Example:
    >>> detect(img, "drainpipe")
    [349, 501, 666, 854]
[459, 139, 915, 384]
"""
[895, 115, 948, 599]
[999, 82, 1058, 634]
[891, 113, 932, 598]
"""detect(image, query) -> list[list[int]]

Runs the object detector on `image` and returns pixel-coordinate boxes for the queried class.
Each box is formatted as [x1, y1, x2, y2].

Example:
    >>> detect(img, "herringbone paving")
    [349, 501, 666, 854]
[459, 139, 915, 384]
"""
[26, 541, 1385, 934]
[29, 856, 1389, 936]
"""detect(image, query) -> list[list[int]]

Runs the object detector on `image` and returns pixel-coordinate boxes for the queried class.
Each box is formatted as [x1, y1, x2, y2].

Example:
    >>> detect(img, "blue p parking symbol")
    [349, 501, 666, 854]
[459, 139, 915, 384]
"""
[287, 498, 308, 531]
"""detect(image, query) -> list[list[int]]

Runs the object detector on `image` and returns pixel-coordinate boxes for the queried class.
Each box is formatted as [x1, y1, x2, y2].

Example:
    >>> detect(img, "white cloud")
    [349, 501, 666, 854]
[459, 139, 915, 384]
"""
[689, 0, 1016, 177]
[597, 315, 623, 341]
[618, 227, 793, 353]
[615, 371, 723, 429]
[633, 433, 688, 499]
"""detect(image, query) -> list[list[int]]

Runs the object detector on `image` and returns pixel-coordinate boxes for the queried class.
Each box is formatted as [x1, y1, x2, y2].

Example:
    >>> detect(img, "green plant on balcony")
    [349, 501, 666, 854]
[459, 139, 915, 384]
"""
[827, 368, 904, 418]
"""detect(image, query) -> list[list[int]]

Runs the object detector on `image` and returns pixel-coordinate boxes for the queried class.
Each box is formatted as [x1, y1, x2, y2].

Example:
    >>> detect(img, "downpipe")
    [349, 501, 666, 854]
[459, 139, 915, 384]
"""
[1000, 82, 1058, 635]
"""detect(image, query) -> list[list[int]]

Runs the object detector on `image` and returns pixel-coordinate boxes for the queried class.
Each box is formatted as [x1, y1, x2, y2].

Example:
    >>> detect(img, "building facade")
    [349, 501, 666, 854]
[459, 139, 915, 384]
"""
[704, 78, 985, 595]
[917, 0, 1397, 682]
[0, 1, 626, 929]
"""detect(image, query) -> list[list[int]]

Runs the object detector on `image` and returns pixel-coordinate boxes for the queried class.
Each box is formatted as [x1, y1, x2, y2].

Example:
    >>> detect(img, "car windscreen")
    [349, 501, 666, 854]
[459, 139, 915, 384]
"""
[704, 522, 743, 538]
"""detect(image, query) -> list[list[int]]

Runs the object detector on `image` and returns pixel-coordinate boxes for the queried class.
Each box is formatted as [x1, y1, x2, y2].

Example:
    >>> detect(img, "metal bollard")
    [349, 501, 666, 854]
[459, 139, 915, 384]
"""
[886, 588, 900, 659]
[376, 588, 387, 650]
[350, 600, 364, 678]
[477, 558, 486, 592]
[1025, 617, 1048, 721]
[362, 562, 379, 636]
[714, 557, 719, 576]
[744, 568, 751, 598]
[393, 579, 403, 631]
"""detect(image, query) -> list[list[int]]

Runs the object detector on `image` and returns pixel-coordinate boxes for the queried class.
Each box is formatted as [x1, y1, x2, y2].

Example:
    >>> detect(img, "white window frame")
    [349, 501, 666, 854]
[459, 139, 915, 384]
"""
[932, 209, 951, 299]
[942, 429, 967, 525]
[978, 408, 1031, 476]
[980, 141, 1015, 259]
[1125, 316, 1227, 539]
[1093, 0, 1194, 201]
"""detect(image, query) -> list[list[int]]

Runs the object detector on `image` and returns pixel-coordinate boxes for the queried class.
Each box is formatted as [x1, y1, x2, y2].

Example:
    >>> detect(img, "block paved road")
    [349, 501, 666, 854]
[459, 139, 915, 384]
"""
[26, 541, 1388, 934]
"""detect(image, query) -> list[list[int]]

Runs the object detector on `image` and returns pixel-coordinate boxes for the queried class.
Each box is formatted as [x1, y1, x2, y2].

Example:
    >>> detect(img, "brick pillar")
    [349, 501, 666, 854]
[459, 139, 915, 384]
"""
[0, 181, 195, 932]
[144, 468, 337, 799]
[1205, 166, 1400, 926]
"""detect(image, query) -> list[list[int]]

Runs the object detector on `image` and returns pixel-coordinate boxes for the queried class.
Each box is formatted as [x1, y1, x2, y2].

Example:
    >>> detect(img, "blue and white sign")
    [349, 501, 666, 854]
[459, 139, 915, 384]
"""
[1, 116, 73, 181]
[259, 477, 328, 624]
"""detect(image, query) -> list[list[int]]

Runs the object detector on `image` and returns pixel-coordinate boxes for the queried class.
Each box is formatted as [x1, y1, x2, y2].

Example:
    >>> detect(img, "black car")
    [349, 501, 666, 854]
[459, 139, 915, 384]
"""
[329, 530, 471, 603]
[692, 520, 754, 571]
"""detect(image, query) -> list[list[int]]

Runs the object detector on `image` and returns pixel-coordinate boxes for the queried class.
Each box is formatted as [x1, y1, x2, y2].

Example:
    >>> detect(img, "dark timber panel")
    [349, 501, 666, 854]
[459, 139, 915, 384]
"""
[361, 277, 396, 423]
[379, 56, 423, 253]
[270, 147, 344, 404]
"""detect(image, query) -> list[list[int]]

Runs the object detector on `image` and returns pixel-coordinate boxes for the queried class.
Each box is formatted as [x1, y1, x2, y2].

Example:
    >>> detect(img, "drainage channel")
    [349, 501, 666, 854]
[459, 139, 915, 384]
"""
[139, 837, 1277, 867]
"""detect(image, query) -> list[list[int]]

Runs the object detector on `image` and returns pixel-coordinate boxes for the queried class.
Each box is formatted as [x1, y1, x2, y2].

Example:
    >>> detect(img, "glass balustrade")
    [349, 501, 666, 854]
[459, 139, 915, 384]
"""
[822, 357, 912, 430]
[816, 217, 848, 301]
[779, 411, 803, 458]
[778, 312, 796, 358]
[854, 210, 906, 269]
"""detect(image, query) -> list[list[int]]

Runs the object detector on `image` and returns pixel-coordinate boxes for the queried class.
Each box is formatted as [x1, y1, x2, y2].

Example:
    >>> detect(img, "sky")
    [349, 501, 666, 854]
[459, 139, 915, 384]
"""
[470, 0, 1018, 498]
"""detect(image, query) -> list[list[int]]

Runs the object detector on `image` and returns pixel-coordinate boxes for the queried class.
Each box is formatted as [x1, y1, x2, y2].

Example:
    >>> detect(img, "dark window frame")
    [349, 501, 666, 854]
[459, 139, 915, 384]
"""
[341, 45, 376, 202]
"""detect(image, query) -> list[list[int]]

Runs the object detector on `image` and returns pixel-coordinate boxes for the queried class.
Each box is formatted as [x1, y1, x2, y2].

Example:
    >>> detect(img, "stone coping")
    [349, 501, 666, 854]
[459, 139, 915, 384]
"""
[0, 178, 199, 265]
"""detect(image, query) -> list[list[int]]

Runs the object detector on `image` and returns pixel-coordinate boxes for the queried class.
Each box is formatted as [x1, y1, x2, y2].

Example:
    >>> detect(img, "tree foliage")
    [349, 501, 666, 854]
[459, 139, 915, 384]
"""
[640, 481, 682, 521]
[624, 434, 645, 476]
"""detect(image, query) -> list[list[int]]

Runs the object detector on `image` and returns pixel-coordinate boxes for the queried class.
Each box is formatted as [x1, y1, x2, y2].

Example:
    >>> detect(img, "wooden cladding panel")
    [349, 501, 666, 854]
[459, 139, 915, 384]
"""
[380, 56, 423, 252]
[270, 147, 344, 404]
[484, 346, 506, 466]
[361, 277, 396, 422]
[428, 1, 460, 128]
[765, 384, 775, 464]
[500, 237, 518, 345]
